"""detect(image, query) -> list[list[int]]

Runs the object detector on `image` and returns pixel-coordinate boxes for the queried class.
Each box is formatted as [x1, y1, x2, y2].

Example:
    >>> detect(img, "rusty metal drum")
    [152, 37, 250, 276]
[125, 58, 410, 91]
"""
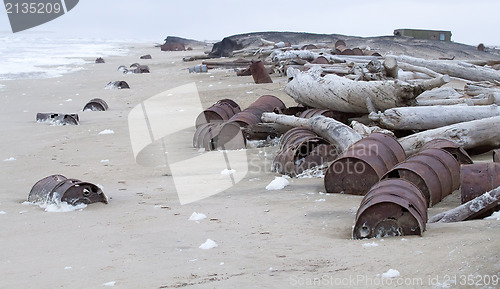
[28, 175, 108, 206]
[353, 178, 427, 240]
[460, 163, 500, 203]
[493, 149, 500, 163]
[83, 98, 109, 111]
[249, 60, 272, 84]
[36, 113, 79, 125]
[421, 138, 473, 165]
[383, 148, 460, 207]
[273, 127, 338, 176]
[324, 133, 406, 195]
[195, 99, 241, 128]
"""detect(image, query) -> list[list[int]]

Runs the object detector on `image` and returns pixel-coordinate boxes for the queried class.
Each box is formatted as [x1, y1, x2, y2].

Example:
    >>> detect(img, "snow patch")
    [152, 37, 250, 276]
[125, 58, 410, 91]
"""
[98, 129, 115, 135]
[266, 176, 290, 190]
[103, 281, 116, 286]
[485, 210, 500, 220]
[199, 239, 218, 250]
[381, 269, 400, 278]
[0, 211, 6, 215]
[315, 199, 326, 202]
[3, 157, 16, 162]
[34, 201, 87, 213]
[220, 169, 235, 175]
[189, 212, 207, 221]
[362, 242, 379, 247]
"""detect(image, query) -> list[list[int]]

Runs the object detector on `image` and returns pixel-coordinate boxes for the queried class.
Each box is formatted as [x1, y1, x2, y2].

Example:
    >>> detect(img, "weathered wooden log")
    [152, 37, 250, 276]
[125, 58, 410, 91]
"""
[429, 185, 500, 223]
[261, 113, 361, 152]
[416, 87, 462, 100]
[350, 120, 395, 137]
[370, 104, 500, 130]
[393, 55, 500, 82]
[398, 115, 500, 155]
[416, 94, 495, 106]
[284, 67, 449, 113]
[465, 84, 500, 96]
[383, 56, 398, 78]
[397, 61, 443, 78]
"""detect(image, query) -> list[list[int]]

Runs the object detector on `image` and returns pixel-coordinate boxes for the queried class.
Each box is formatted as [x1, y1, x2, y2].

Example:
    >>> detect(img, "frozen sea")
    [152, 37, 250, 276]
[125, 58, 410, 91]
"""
[0, 32, 134, 82]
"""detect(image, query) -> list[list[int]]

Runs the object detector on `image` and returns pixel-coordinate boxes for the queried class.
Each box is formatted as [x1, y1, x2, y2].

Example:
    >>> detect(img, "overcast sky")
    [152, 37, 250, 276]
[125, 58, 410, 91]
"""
[1, 0, 499, 46]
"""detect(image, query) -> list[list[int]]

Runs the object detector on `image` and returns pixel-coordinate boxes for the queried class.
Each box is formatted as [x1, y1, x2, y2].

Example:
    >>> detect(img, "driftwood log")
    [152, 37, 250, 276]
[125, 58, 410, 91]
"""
[398, 115, 500, 155]
[285, 67, 449, 113]
[261, 113, 361, 152]
[370, 104, 500, 130]
[429, 185, 500, 223]
[416, 95, 495, 106]
[393, 55, 500, 83]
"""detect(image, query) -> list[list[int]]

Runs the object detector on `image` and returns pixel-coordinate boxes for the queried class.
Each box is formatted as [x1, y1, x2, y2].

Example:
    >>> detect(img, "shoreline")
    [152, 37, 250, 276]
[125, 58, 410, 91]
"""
[0, 43, 498, 288]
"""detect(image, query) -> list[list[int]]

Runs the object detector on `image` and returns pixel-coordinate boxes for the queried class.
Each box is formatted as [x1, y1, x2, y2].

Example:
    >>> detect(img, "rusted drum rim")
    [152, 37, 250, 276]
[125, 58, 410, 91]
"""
[83, 98, 108, 111]
[421, 138, 473, 165]
[353, 179, 427, 239]
[28, 175, 108, 206]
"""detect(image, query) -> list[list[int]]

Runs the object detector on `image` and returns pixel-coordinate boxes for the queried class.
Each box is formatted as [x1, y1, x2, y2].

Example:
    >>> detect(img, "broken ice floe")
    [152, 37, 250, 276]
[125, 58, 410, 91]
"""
[189, 212, 207, 221]
[265, 176, 290, 190]
[98, 129, 115, 135]
[199, 239, 218, 250]
[381, 269, 400, 278]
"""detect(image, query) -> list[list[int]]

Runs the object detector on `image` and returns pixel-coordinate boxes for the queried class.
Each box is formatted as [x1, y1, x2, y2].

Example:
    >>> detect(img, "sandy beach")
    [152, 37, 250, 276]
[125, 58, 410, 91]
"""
[0, 43, 498, 289]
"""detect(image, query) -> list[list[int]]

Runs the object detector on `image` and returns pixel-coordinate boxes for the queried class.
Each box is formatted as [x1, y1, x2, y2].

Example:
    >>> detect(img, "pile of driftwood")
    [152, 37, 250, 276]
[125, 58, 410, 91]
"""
[190, 39, 500, 238]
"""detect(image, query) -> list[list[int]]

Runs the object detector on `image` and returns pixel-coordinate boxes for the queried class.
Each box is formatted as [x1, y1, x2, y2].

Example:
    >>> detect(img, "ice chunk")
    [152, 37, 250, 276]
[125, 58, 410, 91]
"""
[42, 202, 87, 213]
[485, 210, 500, 220]
[265, 176, 290, 190]
[98, 129, 115, 135]
[362, 242, 379, 247]
[381, 269, 400, 278]
[220, 169, 235, 175]
[199, 239, 218, 250]
[189, 212, 207, 221]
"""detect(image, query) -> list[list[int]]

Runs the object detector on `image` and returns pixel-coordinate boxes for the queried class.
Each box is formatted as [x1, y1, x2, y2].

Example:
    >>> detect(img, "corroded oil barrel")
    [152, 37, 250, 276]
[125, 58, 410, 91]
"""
[311, 56, 329, 64]
[421, 139, 473, 165]
[105, 81, 130, 89]
[460, 163, 500, 203]
[298, 108, 358, 125]
[28, 175, 108, 206]
[324, 133, 406, 195]
[353, 179, 427, 240]
[36, 113, 79, 125]
[83, 98, 109, 111]
[273, 127, 338, 176]
[493, 149, 500, 163]
[193, 122, 246, 151]
[195, 99, 241, 128]
[383, 148, 460, 207]
[249, 60, 272, 84]
[193, 95, 285, 151]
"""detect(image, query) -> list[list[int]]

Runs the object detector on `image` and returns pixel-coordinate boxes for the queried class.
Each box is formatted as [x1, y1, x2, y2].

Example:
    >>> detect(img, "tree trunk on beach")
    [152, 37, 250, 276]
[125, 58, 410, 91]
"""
[398, 115, 500, 155]
[369, 104, 500, 130]
[261, 113, 362, 152]
[284, 67, 449, 113]
[429, 186, 500, 223]
[392, 55, 500, 82]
